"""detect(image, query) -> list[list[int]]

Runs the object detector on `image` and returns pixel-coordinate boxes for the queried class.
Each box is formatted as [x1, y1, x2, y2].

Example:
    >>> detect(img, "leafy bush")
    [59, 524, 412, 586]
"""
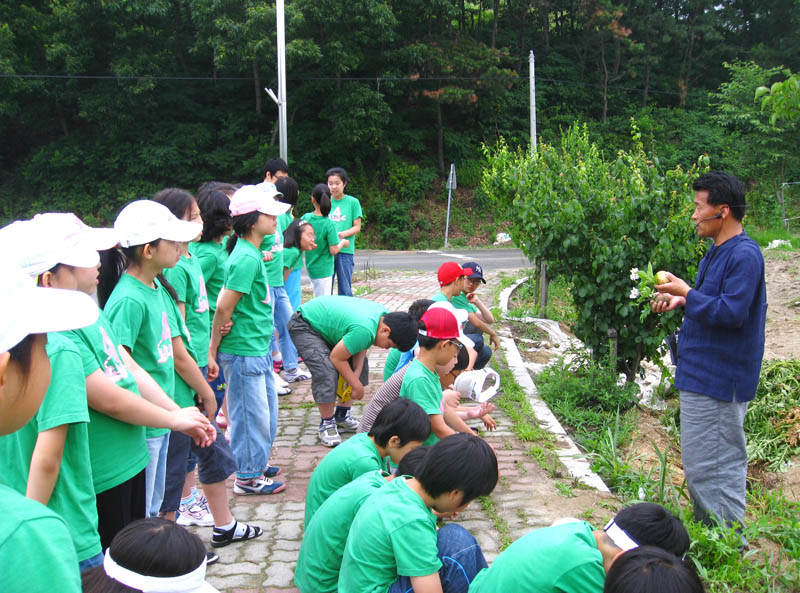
[482, 122, 708, 380]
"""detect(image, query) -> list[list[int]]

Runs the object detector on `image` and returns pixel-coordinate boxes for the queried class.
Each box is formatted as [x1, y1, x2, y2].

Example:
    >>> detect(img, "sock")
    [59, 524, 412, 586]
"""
[180, 493, 196, 507]
[320, 415, 335, 427]
[215, 519, 236, 532]
[334, 406, 350, 419]
[273, 353, 282, 362]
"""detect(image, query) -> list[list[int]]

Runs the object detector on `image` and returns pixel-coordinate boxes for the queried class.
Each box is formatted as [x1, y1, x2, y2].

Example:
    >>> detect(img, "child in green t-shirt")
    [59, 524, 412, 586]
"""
[339, 433, 498, 593]
[99, 200, 207, 519]
[0, 262, 100, 592]
[296, 446, 430, 593]
[301, 183, 350, 298]
[281, 218, 316, 284]
[208, 185, 291, 496]
[304, 398, 430, 528]
[326, 167, 362, 297]
[468, 503, 691, 593]
[604, 546, 705, 593]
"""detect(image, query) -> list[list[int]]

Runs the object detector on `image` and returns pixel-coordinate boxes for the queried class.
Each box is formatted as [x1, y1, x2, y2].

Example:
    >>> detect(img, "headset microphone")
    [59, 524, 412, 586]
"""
[694, 213, 722, 228]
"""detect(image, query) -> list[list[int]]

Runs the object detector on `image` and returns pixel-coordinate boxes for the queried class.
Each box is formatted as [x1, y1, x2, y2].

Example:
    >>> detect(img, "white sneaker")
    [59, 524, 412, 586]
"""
[336, 413, 360, 433]
[272, 371, 289, 389]
[318, 423, 342, 447]
[176, 502, 215, 527]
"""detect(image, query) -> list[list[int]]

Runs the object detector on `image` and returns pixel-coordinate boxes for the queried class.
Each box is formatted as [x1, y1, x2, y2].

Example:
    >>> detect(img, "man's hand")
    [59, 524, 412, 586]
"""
[655, 271, 691, 298]
[651, 293, 686, 313]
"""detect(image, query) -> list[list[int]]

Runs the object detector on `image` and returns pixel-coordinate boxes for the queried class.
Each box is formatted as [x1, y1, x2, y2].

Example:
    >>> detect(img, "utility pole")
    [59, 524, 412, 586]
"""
[444, 163, 456, 248]
[530, 50, 537, 155]
[265, 0, 288, 163]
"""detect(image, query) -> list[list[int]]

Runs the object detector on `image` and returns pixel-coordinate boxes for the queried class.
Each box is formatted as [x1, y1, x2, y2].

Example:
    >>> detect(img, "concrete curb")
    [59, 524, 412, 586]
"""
[498, 277, 610, 493]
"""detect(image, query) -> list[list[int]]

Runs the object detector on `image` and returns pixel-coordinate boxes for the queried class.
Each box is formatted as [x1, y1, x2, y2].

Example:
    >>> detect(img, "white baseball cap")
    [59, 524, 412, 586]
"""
[0, 214, 118, 275]
[0, 264, 99, 353]
[115, 200, 202, 248]
[229, 185, 291, 217]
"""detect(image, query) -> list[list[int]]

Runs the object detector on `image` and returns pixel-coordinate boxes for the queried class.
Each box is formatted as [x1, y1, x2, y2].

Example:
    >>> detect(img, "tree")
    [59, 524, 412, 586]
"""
[756, 71, 800, 125]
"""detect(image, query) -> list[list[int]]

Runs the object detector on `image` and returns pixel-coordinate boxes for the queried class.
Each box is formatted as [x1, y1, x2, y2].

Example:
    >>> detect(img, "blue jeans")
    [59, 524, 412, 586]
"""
[79, 552, 104, 573]
[333, 252, 354, 296]
[145, 432, 170, 517]
[465, 333, 492, 370]
[269, 286, 299, 372]
[285, 268, 302, 311]
[208, 354, 227, 411]
[388, 525, 487, 593]
[218, 353, 278, 479]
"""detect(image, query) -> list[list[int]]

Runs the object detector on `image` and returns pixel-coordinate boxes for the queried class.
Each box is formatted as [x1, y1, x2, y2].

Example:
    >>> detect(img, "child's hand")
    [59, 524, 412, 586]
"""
[262, 250, 274, 262]
[481, 414, 497, 431]
[219, 320, 233, 337]
[443, 389, 461, 408]
[466, 292, 480, 304]
[340, 238, 350, 249]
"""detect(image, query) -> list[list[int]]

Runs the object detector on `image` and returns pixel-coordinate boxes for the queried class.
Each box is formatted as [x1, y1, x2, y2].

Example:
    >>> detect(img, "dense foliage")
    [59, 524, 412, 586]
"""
[482, 124, 707, 378]
[2, 1, 800, 230]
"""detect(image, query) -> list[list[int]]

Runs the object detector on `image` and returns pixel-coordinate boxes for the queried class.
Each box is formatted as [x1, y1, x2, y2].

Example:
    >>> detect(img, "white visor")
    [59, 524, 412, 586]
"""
[0, 264, 99, 353]
[103, 549, 219, 593]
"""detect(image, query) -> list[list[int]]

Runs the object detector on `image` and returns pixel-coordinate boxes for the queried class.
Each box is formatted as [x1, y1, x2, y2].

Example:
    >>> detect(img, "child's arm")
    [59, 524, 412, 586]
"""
[430, 413, 457, 440]
[120, 347, 180, 412]
[208, 288, 244, 378]
[466, 312, 500, 350]
[467, 293, 495, 324]
[410, 573, 444, 593]
[172, 336, 218, 421]
[330, 342, 365, 399]
[337, 217, 362, 240]
[328, 238, 350, 255]
[26, 425, 69, 505]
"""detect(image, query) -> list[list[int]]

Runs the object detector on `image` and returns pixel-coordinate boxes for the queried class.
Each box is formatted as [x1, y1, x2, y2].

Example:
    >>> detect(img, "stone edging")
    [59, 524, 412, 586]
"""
[498, 277, 610, 493]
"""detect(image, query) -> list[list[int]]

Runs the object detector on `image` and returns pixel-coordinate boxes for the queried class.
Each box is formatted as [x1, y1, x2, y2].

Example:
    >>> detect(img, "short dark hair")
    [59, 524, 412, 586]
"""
[418, 333, 445, 351]
[275, 176, 299, 209]
[198, 189, 232, 243]
[325, 167, 349, 187]
[263, 157, 289, 178]
[368, 398, 430, 447]
[408, 299, 434, 323]
[81, 518, 206, 592]
[614, 503, 690, 557]
[604, 546, 705, 593]
[396, 446, 429, 477]
[381, 312, 418, 352]
[692, 171, 746, 221]
[417, 433, 498, 504]
[453, 346, 470, 371]
[283, 218, 312, 250]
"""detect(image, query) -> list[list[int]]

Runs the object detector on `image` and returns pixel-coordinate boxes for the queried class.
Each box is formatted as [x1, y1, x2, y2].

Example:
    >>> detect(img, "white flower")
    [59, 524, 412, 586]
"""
[629, 287, 640, 300]
[629, 267, 639, 281]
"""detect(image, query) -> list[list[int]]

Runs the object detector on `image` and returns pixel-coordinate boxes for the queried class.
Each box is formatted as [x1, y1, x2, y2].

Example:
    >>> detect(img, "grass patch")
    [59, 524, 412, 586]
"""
[747, 227, 800, 249]
[480, 495, 513, 550]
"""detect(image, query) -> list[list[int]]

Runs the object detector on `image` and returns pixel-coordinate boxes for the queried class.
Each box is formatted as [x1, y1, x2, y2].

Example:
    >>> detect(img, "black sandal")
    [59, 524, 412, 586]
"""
[211, 521, 263, 548]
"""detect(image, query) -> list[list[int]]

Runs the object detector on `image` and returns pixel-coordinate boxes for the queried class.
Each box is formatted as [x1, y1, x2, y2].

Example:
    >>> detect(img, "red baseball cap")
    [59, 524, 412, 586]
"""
[419, 305, 474, 349]
[437, 261, 473, 286]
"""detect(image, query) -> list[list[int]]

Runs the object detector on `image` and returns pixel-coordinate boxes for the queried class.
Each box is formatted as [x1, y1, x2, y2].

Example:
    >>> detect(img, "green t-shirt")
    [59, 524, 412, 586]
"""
[0, 333, 101, 562]
[296, 470, 388, 593]
[104, 274, 178, 439]
[259, 230, 285, 288]
[339, 477, 441, 593]
[163, 247, 210, 366]
[328, 194, 363, 255]
[282, 246, 303, 272]
[383, 347, 402, 382]
[304, 432, 385, 528]
[297, 296, 388, 355]
[468, 521, 605, 593]
[220, 238, 273, 356]
[62, 310, 149, 494]
[399, 359, 443, 446]
[432, 290, 477, 313]
[0, 483, 81, 592]
[192, 240, 228, 317]
[301, 212, 339, 279]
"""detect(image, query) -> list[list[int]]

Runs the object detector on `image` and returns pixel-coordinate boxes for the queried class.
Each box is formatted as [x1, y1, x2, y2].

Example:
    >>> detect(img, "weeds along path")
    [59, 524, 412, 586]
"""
[196, 268, 615, 593]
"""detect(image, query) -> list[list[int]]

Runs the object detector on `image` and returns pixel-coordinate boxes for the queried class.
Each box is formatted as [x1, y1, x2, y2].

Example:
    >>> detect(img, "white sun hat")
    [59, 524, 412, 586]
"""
[229, 185, 291, 217]
[0, 214, 118, 275]
[0, 263, 99, 353]
[115, 200, 202, 248]
[453, 367, 500, 403]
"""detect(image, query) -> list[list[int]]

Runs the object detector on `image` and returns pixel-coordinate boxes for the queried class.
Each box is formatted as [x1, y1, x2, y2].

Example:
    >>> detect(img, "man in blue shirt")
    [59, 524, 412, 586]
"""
[652, 171, 766, 532]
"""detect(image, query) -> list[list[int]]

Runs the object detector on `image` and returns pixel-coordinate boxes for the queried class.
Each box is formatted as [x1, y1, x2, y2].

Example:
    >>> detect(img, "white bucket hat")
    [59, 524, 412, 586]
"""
[453, 367, 500, 403]
[0, 263, 99, 353]
[115, 200, 202, 248]
[0, 213, 118, 275]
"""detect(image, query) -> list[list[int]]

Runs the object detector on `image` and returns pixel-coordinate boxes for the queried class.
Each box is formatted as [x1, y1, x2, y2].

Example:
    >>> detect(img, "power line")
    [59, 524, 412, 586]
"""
[0, 72, 708, 98]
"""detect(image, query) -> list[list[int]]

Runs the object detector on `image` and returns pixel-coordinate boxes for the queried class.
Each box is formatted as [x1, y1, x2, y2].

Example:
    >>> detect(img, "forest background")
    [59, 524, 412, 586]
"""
[1, 0, 799, 247]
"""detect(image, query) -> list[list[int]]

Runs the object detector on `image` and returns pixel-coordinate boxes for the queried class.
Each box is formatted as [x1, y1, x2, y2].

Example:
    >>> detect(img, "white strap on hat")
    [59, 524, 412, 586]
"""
[103, 549, 218, 593]
[603, 519, 639, 552]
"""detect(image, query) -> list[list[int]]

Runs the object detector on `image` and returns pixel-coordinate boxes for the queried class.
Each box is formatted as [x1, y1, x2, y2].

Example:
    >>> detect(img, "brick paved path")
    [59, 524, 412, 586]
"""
[197, 269, 612, 592]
